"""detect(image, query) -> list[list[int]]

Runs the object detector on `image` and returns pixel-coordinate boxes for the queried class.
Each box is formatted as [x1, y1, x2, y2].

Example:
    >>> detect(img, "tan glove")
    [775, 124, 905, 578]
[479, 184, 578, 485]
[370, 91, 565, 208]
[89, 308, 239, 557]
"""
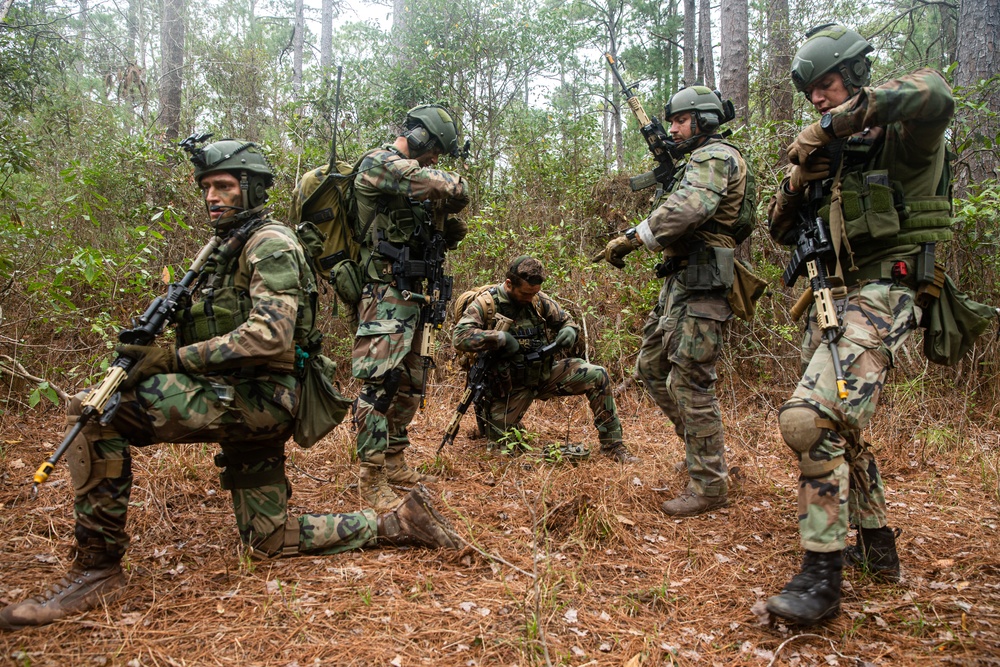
[787, 122, 833, 166]
[786, 156, 831, 193]
[591, 235, 642, 269]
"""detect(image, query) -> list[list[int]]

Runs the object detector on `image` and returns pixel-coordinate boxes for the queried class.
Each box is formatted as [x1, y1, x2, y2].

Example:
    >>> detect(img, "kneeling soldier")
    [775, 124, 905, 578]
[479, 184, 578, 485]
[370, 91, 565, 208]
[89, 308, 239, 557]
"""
[452, 256, 636, 462]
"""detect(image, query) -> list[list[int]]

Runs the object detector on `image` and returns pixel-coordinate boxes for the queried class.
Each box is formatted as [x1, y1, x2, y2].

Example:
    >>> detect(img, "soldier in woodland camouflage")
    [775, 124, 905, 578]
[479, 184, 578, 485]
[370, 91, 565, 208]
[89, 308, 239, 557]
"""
[765, 24, 957, 626]
[452, 256, 635, 461]
[351, 105, 470, 510]
[0, 139, 459, 632]
[593, 86, 751, 517]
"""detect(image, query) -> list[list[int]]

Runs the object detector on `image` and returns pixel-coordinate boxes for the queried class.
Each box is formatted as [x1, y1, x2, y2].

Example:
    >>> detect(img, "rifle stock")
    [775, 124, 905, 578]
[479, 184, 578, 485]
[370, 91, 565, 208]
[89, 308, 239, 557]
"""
[438, 313, 513, 454]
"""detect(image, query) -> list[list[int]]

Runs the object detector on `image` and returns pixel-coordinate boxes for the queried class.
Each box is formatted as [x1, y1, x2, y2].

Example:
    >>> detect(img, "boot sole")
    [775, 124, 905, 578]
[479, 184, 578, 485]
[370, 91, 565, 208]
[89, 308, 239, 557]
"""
[765, 598, 840, 626]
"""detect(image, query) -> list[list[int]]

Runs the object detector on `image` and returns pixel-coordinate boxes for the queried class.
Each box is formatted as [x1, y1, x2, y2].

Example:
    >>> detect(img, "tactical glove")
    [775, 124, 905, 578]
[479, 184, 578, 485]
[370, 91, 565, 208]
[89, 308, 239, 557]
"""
[553, 326, 577, 350]
[786, 156, 831, 194]
[116, 344, 183, 391]
[498, 332, 520, 357]
[443, 215, 468, 249]
[787, 121, 832, 166]
[591, 234, 642, 269]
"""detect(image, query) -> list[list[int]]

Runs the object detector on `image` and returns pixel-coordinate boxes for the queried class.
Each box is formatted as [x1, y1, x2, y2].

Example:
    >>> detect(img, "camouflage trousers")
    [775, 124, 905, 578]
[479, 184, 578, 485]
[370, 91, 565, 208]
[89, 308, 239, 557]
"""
[352, 283, 425, 462]
[68, 372, 376, 561]
[787, 282, 920, 552]
[482, 358, 623, 447]
[635, 275, 731, 497]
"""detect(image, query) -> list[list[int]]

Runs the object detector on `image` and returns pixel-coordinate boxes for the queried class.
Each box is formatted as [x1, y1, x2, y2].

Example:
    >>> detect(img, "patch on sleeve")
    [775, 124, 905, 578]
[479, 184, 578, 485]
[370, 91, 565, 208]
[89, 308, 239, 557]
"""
[250, 238, 302, 293]
[685, 149, 736, 196]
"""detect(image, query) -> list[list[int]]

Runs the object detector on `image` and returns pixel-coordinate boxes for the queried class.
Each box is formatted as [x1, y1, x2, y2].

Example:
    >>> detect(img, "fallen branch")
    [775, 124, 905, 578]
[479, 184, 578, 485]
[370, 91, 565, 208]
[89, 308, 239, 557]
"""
[0, 354, 70, 403]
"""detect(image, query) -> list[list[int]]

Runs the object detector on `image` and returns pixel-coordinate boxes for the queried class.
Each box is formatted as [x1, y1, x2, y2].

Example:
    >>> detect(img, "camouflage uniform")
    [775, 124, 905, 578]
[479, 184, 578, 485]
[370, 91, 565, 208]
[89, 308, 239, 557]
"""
[352, 146, 468, 463]
[453, 284, 622, 448]
[633, 137, 749, 498]
[70, 217, 377, 562]
[768, 68, 955, 552]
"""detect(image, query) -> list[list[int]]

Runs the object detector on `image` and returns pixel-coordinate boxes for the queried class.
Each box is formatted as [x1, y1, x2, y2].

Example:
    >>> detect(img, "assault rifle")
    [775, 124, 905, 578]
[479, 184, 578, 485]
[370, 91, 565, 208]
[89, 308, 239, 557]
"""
[31, 219, 264, 495]
[438, 314, 514, 454]
[783, 181, 849, 402]
[377, 199, 454, 408]
[604, 52, 677, 193]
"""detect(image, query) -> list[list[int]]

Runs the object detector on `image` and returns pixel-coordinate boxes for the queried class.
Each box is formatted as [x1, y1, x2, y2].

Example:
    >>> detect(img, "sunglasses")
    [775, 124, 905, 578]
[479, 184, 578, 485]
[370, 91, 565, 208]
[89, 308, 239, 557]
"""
[517, 273, 544, 286]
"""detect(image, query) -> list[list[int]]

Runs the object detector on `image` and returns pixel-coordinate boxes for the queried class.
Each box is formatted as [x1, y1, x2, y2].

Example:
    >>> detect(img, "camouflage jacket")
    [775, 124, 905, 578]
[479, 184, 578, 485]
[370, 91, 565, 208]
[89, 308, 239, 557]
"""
[635, 138, 749, 258]
[768, 68, 955, 270]
[176, 218, 316, 375]
[355, 145, 469, 282]
[453, 284, 576, 355]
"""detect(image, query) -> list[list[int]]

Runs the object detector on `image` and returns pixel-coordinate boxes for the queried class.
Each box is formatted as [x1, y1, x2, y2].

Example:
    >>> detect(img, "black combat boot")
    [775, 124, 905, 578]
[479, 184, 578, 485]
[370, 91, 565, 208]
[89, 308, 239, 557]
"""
[844, 526, 901, 582]
[766, 550, 843, 626]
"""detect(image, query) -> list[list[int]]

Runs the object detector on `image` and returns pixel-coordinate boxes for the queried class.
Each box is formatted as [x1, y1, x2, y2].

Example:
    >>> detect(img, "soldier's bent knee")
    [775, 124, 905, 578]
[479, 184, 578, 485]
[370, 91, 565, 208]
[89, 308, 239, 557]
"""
[778, 401, 843, 478]
[247, 517, 301, 560]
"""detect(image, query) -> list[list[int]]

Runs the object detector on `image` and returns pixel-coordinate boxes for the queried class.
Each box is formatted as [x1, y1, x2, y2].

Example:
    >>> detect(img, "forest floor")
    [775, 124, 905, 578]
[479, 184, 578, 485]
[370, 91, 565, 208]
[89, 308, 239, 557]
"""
[0, 376, 999, 666]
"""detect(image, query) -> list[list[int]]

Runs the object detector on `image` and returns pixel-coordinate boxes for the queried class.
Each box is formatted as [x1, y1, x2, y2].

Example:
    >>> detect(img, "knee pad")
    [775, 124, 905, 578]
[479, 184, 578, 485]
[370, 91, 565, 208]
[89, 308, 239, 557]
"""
[778, 401, 844, 478]
[65, 410, 126, 496]
[248, 516, 300, 560]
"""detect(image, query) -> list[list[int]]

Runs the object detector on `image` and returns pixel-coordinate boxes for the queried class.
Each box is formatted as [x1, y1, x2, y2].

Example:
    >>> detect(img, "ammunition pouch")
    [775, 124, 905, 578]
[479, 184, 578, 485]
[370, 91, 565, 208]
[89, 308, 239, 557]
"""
[685, 246, 734, 293]
[840, 169, 903, 241]
[176, 300, 238, 345]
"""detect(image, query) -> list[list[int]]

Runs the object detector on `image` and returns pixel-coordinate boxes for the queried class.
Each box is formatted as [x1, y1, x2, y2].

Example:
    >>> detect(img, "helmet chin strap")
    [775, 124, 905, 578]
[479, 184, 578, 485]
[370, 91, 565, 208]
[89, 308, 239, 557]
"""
[240, 170, 250, 210]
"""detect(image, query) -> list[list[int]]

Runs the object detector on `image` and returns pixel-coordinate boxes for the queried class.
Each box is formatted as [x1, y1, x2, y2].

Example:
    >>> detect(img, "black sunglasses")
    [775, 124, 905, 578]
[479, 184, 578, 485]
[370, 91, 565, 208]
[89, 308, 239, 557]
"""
[517, 273, 544, 286]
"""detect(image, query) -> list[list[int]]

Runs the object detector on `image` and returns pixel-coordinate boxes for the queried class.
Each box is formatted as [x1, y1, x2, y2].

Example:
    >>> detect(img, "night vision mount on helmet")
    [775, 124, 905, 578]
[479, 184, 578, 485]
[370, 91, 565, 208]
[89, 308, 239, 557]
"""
[791, 23, 873, 98]
[403, 104, 461, 158]
[180, 133, 275, 215]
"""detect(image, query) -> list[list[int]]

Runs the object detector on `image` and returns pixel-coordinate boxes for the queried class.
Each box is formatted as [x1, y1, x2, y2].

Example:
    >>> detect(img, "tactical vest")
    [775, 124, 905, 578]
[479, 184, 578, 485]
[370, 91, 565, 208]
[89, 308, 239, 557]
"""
[176, 220, 320, 370]
[819, 135, 954, 263]
[355, 147, 436, 283]
[493, 289, 554, 388]
[654, 139, 751, 258]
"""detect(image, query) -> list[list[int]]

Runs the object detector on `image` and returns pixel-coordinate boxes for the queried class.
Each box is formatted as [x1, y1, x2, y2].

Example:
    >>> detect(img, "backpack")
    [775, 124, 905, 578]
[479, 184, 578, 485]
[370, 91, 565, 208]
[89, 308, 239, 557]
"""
[728, 143, 757, 244]
[290, 160, 363, 309]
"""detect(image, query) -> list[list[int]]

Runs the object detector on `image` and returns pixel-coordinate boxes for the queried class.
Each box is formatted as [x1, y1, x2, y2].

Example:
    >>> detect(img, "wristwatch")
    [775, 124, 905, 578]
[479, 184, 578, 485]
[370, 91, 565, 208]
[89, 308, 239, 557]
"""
[819, 112, 836, 137]
[624, 227, 642, 247]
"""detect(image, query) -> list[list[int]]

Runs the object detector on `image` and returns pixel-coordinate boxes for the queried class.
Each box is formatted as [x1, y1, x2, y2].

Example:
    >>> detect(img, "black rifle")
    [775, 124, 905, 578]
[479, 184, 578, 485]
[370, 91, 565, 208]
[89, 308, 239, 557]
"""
[783, 181, 849, 402]
[31, 218, 264, 493]
[438, 314, 514, 453]
[604, 52, 677, 193]
[377, 200, 454, 408]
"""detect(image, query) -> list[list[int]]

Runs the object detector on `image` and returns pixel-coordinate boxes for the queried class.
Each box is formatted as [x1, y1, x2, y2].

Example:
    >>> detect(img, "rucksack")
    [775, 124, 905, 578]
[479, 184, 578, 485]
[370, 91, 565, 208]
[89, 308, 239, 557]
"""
[290, 160, 363, 310]
[728, 142, 757, 244]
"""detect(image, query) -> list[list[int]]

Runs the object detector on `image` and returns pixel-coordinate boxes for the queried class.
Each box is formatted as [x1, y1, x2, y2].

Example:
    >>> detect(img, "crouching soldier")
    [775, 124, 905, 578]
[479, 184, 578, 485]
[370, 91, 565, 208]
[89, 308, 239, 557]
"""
[452, 256, 636, 462]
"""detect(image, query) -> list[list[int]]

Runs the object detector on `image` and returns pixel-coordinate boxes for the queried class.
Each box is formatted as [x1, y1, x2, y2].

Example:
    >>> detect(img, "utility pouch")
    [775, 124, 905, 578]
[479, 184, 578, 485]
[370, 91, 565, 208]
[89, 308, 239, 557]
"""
[728, 259, 768, 322]
[176, 301, 237, 345]
[920, 267, 997, 366]
[293, 354, 352, 448]
[331, 258, 362, 306]
[841, 169, 902, 241]
[685, 247, 734, 292]
[295, 220, 327, 260]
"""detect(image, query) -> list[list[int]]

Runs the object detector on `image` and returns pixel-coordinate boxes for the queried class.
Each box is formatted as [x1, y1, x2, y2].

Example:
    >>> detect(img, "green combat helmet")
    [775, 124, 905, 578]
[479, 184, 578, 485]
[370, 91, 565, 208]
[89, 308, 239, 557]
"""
[663, 86, 735, 155]
[180, 134, 274, 213]
[404, 104, 460, 158]
[791, 23, 873, 97]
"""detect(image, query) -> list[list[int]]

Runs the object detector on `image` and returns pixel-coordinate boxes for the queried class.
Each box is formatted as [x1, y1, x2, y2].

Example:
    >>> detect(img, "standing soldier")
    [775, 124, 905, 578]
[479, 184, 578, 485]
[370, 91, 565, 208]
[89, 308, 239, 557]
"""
[452, 256, 636, 461]
[765, 24, 957, 625]
[352, 105, 470, 510]
[594, 87, 754, 517]
[0, 138, 460, 631]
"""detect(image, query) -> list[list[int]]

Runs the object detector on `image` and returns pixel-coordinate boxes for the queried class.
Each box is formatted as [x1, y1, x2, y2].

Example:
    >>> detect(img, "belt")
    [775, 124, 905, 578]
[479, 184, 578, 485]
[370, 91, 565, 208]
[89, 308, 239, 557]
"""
[843, 259, 917, 288]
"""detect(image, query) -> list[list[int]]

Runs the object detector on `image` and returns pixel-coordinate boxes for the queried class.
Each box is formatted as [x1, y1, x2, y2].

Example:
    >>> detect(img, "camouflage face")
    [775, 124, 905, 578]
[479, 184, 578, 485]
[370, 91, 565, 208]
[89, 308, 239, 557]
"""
[199, 171, 243, 222]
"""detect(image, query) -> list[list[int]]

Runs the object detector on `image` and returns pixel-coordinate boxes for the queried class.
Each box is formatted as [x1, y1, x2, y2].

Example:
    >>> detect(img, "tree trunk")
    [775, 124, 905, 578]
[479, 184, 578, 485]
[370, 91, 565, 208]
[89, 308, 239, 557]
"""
[158, 0, 185, 140]
[954, 0, 1000, 190]
[0, 0, 16, 23]
[77, 0, 88, 74]
[293, 0, 304, 95]
[719, 0, 749, 125]
[697, 0, 714, 89]
[321, 0, 333, 71]
[767, 0, 792, 145]
[682, 0, 695, 85]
